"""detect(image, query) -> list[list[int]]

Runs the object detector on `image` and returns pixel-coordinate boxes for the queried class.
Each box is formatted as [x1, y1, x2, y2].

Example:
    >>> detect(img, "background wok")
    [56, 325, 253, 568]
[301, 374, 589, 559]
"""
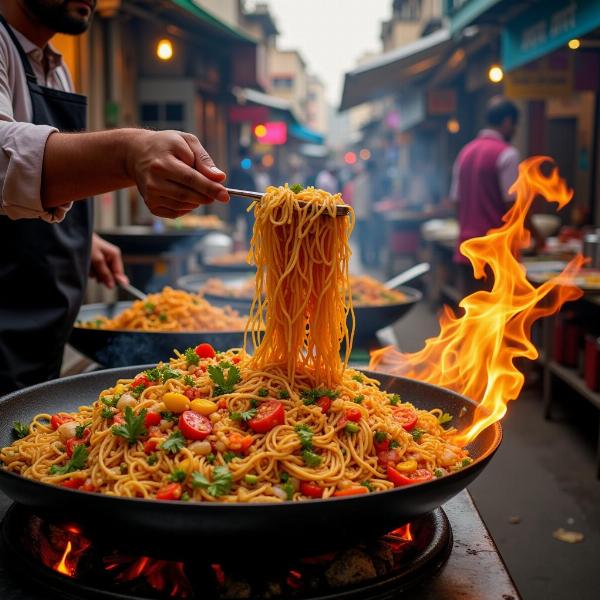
[0, 367, 501, 559]
[69, 301, 247, 367]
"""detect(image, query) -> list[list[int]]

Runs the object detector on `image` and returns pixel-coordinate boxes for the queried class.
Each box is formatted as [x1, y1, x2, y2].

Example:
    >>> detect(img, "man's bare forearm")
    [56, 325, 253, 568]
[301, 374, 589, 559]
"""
[40, 128, 228, 217]
[41, 128, 141, 208]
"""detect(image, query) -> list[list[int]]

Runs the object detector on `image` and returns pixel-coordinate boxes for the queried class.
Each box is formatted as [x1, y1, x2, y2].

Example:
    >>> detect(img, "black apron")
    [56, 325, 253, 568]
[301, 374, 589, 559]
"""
[0, 17, 93, 394]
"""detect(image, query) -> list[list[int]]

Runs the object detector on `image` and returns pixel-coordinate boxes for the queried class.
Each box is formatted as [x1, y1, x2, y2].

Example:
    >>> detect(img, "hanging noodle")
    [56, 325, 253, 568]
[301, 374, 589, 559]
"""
[1, 185, 470, 502]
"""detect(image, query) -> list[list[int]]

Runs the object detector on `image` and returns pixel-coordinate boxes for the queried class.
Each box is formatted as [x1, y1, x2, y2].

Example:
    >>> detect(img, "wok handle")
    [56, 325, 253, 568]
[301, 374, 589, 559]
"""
[384, 262, 430, 289]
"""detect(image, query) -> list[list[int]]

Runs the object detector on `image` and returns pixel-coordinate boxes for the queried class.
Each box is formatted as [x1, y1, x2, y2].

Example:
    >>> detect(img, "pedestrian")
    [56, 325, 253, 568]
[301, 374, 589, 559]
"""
[449, 96, 540, 294]
[316, 163, 339, 194]
[0, 0, 228, 394]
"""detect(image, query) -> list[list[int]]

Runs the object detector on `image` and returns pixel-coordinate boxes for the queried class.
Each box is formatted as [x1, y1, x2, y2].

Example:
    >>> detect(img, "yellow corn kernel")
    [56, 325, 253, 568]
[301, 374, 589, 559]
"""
[395, 459, 418, 473]
[162, 392, 190, 413]
[114, 384, 126, 395]
[190, 398, 218, 415]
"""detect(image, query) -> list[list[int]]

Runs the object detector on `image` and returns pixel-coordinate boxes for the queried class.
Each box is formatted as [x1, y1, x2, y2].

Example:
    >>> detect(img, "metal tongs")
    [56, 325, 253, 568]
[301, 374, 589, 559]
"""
[226, 187, 351, 217]
[117, 280, 147, 301]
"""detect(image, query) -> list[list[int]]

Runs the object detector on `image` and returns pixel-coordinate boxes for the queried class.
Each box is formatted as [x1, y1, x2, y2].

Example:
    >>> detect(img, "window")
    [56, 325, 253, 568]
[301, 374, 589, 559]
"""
[140, 103, 159, 122]
[165, 103, 184, 122]
[272, 76, 294, 89]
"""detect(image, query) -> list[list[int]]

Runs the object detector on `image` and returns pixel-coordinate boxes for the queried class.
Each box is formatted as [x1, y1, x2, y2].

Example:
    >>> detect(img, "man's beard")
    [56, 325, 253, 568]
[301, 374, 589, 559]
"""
[21, 0, 96, 34]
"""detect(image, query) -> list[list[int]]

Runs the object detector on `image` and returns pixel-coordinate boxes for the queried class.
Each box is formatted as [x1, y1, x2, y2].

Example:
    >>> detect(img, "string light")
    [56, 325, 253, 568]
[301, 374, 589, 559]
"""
[488, 64, 504, 83]
[447, 118, 460, 134]
[568, 38, 580, 50]
[156, 39, 173, 61]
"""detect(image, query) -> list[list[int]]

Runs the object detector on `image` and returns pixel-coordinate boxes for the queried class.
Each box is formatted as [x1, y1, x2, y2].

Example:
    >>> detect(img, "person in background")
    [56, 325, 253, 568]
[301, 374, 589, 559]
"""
[0, 0, 228, 394]
[449, 96, 540, 294]
[351, 163, 374, 268]
[316, 163, 339, 194]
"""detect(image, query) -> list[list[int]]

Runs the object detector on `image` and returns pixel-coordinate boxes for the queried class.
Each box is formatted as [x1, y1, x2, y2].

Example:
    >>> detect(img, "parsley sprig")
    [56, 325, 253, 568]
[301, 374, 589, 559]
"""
[162, 430, 186, 454]
[295, 424, 314, 449]
[230, 408, 257, 422]
[192, 466, 232, 497]
[208, 364, 241, 396]
[12, 421, 29, 439]
[111, 407, 147, 444]
[300, 388, 338, 406]
[49, 444, 88, 475]
[184, 347, 199, 366]
[145, 365, 180, 384]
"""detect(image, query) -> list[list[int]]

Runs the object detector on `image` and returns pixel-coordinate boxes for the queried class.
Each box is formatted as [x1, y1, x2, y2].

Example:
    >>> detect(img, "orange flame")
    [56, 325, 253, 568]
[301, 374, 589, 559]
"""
[54, 541, 74, 577]
[390, 523, 413, 542]
[370, 157, 585, 445]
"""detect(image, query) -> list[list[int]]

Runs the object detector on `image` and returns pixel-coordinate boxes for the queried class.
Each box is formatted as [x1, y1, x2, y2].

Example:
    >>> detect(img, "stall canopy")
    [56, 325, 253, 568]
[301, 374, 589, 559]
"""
[339, 28, 453, 111]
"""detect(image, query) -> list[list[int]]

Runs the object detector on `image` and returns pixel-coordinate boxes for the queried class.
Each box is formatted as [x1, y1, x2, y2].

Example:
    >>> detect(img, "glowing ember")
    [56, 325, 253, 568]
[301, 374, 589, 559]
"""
[105, 555, 192, 598]
[54, 541, 74, 577]
[370, 157, 586, 444]
[390, 524, 413, 542]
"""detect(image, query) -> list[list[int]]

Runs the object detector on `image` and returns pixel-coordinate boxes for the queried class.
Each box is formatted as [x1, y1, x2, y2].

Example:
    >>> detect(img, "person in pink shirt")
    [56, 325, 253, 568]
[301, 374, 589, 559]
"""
[449, 96, 539, 295]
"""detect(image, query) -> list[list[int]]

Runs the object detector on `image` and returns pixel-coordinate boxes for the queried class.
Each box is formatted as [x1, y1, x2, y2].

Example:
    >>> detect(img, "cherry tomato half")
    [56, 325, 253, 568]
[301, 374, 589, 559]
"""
[300, 482, 324, 498]
[144, 412, 161, 428]
[316, 397, 331, 413]
[387, 465, 433, 487]
[195, 343, 216, 359]
[392, 405, 418, 431]
[66, 438, 87, 458]
[345, 407, 362, 422]
[156, 482, 182, 500]
[51, 414, 74, 430]
[248, 400, 285, 433]
[178, 410, 212, 440]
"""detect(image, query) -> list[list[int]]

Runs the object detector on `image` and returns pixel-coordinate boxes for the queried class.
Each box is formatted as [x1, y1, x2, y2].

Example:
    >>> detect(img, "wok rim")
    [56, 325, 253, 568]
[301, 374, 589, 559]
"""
[72, 301, 249, 336]
[0, 365, 502, 511]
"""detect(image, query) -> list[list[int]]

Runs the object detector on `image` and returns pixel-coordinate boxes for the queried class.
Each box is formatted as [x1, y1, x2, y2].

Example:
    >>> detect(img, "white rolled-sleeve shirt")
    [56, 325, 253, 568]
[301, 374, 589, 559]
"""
[0, 25, 73, 222]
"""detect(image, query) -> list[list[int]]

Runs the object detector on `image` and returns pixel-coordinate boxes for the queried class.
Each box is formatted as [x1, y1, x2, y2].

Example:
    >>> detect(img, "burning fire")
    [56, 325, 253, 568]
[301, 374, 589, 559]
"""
[370, 157, 586, 444]
[54, 541, 74, 576]
[390, 524, 413, 542]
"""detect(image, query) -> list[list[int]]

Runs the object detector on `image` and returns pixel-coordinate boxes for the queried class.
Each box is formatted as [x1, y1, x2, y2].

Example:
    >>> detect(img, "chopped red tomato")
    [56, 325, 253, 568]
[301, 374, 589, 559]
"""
[387, 466, 433, 487]
[156, 483, 182, 500]
[345, 407, 362, 422]
[178, 410, 212, 440]
[80, 479, 96, 492]
[248, 400, 285, 433]
[333, 487, 369, 497]
[65, 438, 86, 458]
[232, 356, 241, 364]
[195, 343, 216, 359]
[374, 434, 390, 453]
[217, 398, 227, 409]
[228, 432, 253, 452]
[132, 374, 150, 389]
[51, 414, 74, 430]
[144, 440, 158, 454]
[316, 396, 331, 413]
[300, 481, 324, 498]
[61, 477, 85, 489]
[377, 449, 401, 465]
[392, 405, 418, 431]
[144, 412, 161, 427]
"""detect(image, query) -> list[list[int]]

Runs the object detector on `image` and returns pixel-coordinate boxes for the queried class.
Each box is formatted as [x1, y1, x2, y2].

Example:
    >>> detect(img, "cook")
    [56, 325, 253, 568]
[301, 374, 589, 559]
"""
[0, 0, 229, 394]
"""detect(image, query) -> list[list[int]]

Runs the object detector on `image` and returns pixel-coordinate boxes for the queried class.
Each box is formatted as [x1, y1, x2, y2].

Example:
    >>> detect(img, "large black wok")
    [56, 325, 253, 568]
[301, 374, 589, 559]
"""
[69, 301, 247, 367]
[178, 272, 423, 339]
[0, 367, 501, 559]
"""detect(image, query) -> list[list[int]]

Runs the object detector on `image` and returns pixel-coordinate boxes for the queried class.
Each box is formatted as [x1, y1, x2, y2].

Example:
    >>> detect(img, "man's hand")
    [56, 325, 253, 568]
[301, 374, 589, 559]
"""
[90, 233, 128, 289]
[125, 130, 229, 219]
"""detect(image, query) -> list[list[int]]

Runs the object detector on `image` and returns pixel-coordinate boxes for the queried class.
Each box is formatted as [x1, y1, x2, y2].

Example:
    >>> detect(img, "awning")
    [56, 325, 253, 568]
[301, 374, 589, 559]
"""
[232, 87, 304, 123]
[339, 29, 453, 111]
[289, 123, 324, 145]
[170, 0, 256, 43]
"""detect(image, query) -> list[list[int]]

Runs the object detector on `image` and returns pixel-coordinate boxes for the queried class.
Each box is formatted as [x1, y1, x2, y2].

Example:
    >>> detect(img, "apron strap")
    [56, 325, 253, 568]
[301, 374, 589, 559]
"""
[0, 14, 39, 85]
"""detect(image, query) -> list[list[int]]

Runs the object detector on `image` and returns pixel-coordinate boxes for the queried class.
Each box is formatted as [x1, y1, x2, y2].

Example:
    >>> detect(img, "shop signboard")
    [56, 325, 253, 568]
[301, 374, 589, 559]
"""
[397, 88, 426, 132]
[427, 89, 457, 115]
[502, 0, 600, 71]
[505, 52, 573, 99]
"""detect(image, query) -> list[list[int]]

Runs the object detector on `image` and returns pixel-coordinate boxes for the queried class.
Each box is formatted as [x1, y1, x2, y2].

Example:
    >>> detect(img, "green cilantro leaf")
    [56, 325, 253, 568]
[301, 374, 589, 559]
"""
[278, 389, 290, 399]
[389, 439, 400, 449]
[111, 407, 147, 444]
[158, 312, 168, 322]
[12, 421, 29, 439]
[144, 302, 155, 314]
[388, 393, 401, 406]
[208, 364, 241, 396]
[101, 407, 115, 419]
[223, 451, 240, 463]
[411, 428, 424, 441]
[75, 422, 91, 439]
[434, 468, 443, 478]
[361, 480, 373, 492]
[147, 454, 158, 466]
[160, 411, 179, 423]
[183, 375, 195, 387]
[191, 466, 232, 497]
[353, 395, 364, 404]
[230, 408, 257, 422]
[301, 388, 338, 405]
[161, 430, 186, 454]
[295, 424, 314, 449]
[49, 444, 88, 475]
[352, 374, 364, 383]
[374, 431, 387, 444]
[257, 387, 269, 397]
[290, 183, 305, 193]
[184, 347, 199, 366]
[168, 469, 186, 483]
[302, 449, 322, 468]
